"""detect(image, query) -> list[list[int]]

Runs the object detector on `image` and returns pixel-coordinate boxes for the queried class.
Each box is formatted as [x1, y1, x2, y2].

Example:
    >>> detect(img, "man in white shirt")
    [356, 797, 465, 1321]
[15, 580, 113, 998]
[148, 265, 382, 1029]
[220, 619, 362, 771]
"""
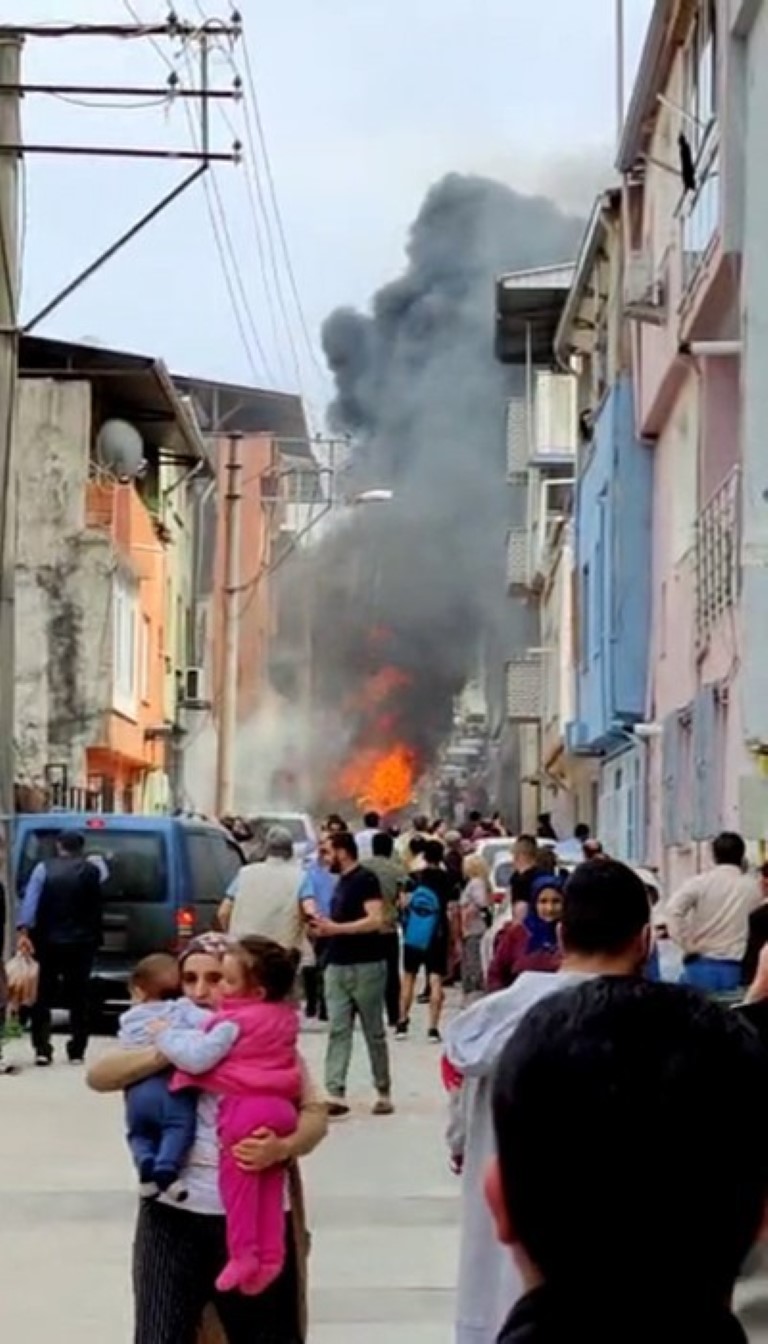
[444, 858, 653, 1344]
[218, 826, 304, 952]
[666, 831, 762, 993]
[355, 811, 381, 861]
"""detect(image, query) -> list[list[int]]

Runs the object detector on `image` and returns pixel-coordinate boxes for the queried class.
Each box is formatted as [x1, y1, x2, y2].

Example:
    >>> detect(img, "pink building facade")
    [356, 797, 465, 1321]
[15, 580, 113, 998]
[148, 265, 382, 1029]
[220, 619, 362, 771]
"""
[618, 0, 768, 887]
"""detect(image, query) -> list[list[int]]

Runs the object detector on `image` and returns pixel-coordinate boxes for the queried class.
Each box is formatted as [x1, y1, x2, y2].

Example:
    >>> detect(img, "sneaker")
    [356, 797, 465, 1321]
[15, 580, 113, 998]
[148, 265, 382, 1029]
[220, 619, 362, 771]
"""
[35, 1053, 52, 1068]
[428, 1028, 442, 1045]
[0, 1060, 18, 1076]
[394, 1020, 409, 1039]
[372, 1095, 395, 1116]
[327, 1100, 351, 1120]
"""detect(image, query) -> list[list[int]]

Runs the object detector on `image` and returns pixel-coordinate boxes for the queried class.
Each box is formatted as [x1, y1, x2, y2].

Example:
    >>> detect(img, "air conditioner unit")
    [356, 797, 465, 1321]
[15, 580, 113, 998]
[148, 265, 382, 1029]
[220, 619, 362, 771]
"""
[625, 249, 666, 326]
[184, 666, 207, 705]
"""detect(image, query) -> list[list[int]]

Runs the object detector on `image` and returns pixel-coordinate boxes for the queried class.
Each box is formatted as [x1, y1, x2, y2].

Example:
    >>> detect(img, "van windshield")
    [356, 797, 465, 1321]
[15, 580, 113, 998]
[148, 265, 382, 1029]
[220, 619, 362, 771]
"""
[19, 829, 167, 904]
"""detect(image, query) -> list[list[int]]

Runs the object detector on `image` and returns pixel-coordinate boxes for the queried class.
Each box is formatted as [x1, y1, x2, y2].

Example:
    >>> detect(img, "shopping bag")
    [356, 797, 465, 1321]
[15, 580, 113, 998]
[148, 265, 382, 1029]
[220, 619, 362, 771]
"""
[5, 951, 39, 1008]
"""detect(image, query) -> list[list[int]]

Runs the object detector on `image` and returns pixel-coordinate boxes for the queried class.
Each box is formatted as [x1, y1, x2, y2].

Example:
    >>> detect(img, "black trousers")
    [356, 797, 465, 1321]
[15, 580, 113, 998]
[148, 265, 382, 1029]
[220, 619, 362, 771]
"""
[133, 1200, 301, 1344]
[31, 942, 95, 1061]
[381, 932, 401, 1027]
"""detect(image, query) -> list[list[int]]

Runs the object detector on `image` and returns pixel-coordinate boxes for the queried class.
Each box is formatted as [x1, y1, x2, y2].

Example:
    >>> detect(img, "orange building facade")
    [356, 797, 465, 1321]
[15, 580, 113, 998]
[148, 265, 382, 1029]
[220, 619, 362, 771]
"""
[85, 480, 168, 810]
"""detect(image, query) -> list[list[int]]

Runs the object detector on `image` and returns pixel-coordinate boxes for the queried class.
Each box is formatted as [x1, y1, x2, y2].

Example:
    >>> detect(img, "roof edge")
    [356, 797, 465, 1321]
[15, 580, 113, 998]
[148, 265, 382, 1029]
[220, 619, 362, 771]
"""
[554, 189, 619, 365]
[616, 0, 676, 173]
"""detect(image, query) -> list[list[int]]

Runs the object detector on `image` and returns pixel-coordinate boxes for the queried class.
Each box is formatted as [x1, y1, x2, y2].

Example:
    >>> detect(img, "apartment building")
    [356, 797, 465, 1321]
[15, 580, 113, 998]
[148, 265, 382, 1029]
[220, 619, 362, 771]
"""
[14, 336, 210, 812]
[493, 263, 586, 835]
[555, 190, 654, 863]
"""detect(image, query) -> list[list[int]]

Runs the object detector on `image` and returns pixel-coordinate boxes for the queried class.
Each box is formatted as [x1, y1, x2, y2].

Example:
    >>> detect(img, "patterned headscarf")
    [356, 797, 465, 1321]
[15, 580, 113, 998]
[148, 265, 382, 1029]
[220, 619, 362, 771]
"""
[178, 932, 234, 965]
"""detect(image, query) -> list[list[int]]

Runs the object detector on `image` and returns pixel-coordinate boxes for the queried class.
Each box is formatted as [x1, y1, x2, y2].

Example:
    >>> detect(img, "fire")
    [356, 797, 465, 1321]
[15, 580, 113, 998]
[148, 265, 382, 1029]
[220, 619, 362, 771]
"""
[337, 743, 417, 814]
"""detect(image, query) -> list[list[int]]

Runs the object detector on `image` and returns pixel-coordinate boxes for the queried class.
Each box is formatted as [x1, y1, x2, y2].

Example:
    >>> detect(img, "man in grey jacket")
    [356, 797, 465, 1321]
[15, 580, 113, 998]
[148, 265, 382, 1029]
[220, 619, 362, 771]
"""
[444, 859, 653, 1344]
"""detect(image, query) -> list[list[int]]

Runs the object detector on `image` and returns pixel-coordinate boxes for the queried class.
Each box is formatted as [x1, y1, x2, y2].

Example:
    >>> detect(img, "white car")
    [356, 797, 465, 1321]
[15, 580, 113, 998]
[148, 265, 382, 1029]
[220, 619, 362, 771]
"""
[247, 812, 317, 861]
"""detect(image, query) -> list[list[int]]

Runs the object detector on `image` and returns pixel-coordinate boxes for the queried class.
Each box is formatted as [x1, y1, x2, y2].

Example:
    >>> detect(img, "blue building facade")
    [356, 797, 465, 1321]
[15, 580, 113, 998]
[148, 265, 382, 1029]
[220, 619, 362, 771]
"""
[568, 376, 653, 755]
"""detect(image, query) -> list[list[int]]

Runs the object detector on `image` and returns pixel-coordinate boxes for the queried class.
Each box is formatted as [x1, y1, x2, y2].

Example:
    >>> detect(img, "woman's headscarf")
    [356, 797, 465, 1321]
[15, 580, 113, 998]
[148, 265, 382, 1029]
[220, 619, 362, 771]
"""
[178, 932, 234, 965]
[524, 873, 564, 954]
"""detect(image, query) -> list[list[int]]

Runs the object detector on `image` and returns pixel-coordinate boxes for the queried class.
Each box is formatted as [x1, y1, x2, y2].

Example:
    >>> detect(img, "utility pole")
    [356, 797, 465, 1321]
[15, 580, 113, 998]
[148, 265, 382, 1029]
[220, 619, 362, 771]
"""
[0, 32, 21, 946]
[615, 0, 625, 150]
[215, 433, 243, 817]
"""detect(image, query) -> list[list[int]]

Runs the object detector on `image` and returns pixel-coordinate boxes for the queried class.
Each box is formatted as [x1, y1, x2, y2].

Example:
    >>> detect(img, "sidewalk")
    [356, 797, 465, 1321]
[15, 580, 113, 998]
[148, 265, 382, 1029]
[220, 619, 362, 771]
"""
[0, 1011, 459, 1342]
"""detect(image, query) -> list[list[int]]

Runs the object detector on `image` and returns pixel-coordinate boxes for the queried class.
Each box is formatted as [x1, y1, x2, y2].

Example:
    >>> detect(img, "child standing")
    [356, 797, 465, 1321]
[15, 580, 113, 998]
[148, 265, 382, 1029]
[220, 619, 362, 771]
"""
[161, 936, 301, 1297]
[118, 953, 231, 1199]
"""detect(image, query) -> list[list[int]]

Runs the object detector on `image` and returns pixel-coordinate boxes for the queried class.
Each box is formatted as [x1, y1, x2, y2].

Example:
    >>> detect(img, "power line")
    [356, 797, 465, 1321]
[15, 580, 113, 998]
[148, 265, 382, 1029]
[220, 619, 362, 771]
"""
[203, 33, 304, 392]
[240, 32, 325, 382]
[121, 0, 276, 386]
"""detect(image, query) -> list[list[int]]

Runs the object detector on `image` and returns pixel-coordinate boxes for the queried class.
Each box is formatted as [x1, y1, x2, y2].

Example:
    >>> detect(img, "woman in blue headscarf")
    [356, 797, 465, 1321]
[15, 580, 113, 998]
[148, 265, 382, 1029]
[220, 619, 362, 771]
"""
[487, 873, 564, 992]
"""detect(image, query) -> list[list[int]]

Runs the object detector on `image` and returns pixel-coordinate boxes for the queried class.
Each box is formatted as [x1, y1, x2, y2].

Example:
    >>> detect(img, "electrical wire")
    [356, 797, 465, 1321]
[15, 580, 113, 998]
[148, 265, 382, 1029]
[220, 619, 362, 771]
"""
[121, 0, 277, 386]
[240, 32, 325, 382]
[47, 91, 173, 109]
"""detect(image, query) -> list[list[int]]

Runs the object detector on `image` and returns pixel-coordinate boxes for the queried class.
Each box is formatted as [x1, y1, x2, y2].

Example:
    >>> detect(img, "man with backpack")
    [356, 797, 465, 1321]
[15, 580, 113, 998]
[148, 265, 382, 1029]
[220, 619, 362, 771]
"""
[396, 839, 456, 1043]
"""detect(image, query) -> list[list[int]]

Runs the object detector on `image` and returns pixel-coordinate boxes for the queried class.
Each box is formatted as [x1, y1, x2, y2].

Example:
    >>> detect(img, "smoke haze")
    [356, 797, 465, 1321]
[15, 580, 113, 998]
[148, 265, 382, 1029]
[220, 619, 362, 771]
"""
[299, 173, 584, 795]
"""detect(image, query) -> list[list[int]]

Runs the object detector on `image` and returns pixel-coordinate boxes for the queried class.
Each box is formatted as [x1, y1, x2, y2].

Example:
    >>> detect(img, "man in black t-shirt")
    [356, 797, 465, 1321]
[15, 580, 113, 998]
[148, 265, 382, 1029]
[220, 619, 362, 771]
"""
[397, 839, 455, 1044]
[312, 830, 393, 1119]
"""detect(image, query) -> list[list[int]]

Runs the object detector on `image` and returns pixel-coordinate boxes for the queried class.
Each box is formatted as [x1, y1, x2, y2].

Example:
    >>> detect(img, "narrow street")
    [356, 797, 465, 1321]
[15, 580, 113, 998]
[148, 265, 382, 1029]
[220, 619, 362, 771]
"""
[0, 1013, 459, 1342]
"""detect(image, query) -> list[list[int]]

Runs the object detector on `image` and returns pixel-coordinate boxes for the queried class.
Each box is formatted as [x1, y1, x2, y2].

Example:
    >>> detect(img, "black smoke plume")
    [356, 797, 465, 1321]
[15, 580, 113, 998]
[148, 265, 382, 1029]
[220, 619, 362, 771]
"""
[290, 174, 583, 792]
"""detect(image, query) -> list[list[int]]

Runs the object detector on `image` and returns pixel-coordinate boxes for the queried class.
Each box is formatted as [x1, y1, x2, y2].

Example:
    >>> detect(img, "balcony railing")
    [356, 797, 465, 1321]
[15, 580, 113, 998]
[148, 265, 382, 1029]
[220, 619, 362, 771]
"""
[505, 652, 543, 723]
[694, 465, 739, 649]
[507, 527, 529, 590]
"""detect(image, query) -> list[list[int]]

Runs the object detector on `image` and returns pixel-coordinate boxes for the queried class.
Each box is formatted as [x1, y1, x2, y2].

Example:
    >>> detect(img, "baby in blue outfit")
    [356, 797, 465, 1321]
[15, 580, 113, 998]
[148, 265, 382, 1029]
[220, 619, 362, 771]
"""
[119, 953, 206, 1200]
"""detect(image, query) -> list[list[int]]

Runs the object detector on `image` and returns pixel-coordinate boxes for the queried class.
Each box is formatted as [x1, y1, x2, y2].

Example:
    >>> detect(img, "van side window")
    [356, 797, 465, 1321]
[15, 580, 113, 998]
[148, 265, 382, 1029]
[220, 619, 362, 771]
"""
[186, 832, 242, 905]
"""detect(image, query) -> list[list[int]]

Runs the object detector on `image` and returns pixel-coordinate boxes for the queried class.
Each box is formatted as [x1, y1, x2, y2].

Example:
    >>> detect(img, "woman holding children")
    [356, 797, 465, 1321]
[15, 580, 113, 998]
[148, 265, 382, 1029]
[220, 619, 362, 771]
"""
[87, 931, 328, 1344]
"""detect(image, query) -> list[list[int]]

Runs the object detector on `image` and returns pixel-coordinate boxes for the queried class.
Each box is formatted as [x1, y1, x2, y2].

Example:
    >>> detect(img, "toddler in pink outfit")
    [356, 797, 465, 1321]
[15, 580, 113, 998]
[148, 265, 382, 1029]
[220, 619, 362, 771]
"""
[168, 936, 301, 1297]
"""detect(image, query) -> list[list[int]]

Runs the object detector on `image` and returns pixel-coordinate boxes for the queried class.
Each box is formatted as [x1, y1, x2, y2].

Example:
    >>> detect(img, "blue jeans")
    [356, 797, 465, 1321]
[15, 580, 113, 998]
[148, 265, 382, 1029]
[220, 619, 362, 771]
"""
[125, 1072, 198, 1186]
[680, 958, 742, 994]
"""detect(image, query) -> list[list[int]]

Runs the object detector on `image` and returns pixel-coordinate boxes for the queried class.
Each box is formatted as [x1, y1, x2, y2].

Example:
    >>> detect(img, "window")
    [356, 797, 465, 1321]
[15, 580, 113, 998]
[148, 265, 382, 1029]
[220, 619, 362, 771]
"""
[681, 1, 720, 288]
[114, 574, 138, 715]
[18, 828, 168, 904]
[186, 832, 244, 906]
[684, 1, 717, 151]
[139, 615, 151, 704]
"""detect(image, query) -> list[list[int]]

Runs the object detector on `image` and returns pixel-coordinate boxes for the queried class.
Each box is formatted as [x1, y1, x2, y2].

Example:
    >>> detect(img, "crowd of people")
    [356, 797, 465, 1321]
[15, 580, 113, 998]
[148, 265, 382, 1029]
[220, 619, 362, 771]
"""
[10, 809, 768, 1342]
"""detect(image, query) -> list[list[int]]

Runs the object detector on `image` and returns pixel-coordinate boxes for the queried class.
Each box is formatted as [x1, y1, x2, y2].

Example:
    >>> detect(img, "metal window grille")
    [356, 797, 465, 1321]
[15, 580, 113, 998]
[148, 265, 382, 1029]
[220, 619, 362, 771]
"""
[694, 466, 739, 648]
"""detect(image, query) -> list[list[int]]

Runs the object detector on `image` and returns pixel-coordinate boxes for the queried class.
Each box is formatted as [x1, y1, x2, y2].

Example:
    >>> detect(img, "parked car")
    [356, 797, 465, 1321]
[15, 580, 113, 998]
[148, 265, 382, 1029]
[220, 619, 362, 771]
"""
[473, 837, 515, 870]
[13, 812, 244, 1025]
[245, 812, 317, 861]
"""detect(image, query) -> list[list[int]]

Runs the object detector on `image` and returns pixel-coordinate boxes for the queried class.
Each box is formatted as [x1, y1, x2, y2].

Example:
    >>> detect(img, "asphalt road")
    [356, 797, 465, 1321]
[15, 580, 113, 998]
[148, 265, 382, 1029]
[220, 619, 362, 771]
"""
[1, 1007, 767, 1341]
[0, 1012, 459, 1342]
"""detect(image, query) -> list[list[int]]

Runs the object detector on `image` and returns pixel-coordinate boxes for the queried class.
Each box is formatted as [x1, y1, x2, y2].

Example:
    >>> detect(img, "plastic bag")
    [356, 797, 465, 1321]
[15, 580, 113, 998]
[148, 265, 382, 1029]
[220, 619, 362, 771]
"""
[5, 951, 39, 1008]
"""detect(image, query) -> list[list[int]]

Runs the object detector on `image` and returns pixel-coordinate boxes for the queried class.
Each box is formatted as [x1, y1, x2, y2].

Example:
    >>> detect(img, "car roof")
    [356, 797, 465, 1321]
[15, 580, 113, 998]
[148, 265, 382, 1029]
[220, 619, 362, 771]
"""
[16, 812, 225, 834]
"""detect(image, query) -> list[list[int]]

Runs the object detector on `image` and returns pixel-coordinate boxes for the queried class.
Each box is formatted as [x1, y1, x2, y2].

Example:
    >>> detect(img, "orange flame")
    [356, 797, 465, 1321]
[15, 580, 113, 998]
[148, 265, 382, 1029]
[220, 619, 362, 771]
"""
[337, 743, 417, 814]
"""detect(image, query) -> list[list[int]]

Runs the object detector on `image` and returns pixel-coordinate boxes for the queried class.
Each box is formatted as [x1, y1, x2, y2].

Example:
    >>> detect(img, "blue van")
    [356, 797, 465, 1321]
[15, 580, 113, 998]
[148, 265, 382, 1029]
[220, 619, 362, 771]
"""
[13, 812, 244, 1023]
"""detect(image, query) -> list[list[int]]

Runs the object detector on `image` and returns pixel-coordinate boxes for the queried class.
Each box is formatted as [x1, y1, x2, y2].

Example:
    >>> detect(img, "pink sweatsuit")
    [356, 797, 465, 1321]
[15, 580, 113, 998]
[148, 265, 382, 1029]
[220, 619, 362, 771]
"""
[173, 998, 301, 1296]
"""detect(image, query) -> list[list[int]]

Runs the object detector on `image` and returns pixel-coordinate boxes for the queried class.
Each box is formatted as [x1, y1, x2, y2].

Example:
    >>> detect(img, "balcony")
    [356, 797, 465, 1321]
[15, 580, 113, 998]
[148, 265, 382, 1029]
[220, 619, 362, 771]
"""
[506, 372, 577, 478]
[694, 465, 739, 652]
[528, 477, 574, 588]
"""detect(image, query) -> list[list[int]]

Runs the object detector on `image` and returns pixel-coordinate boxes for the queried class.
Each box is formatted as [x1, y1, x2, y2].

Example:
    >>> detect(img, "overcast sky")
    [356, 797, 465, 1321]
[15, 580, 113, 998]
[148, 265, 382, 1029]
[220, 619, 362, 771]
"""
[17, 0, 653, 414]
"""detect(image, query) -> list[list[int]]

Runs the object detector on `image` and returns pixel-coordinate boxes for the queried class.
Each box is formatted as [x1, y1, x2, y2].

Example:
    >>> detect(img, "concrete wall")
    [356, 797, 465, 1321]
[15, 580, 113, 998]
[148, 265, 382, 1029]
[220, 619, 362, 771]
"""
[740, 0, 768, 747]
[14, 379, 113, 789]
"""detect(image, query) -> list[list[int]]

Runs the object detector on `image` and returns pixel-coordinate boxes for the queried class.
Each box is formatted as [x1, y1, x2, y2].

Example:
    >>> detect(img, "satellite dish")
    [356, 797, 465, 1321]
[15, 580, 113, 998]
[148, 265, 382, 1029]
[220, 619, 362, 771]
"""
[96, 419, 146, 481]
